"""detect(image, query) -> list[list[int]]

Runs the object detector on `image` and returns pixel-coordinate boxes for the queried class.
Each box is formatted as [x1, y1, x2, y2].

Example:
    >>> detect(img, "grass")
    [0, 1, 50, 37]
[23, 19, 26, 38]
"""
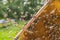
[0, 21, 27, 40]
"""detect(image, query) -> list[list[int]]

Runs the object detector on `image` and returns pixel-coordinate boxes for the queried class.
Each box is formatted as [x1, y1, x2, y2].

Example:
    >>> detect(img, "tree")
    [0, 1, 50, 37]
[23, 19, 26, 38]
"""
[0, 0, 44, 20]
[6, 0, 24, 19]
[24, 0, 44, 20]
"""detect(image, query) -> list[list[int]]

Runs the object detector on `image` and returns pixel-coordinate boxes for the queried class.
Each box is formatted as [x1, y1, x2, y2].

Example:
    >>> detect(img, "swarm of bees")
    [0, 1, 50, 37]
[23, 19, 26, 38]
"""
[15, 0, 60, 40]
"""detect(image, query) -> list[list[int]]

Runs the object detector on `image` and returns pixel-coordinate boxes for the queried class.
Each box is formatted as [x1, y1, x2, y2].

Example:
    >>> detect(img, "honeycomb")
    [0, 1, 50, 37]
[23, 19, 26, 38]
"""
[15, 0, 60, 40]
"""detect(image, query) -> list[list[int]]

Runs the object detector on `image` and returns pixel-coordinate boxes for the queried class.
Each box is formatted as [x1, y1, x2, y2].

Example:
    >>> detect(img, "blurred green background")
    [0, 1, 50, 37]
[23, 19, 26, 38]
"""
[0, 0, 44, 40]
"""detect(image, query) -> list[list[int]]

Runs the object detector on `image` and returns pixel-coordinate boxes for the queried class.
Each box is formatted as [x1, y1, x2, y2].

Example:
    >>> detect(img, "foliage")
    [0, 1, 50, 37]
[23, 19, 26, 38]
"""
[24, 0, 43, 20]
[0, 0, 44, 20]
